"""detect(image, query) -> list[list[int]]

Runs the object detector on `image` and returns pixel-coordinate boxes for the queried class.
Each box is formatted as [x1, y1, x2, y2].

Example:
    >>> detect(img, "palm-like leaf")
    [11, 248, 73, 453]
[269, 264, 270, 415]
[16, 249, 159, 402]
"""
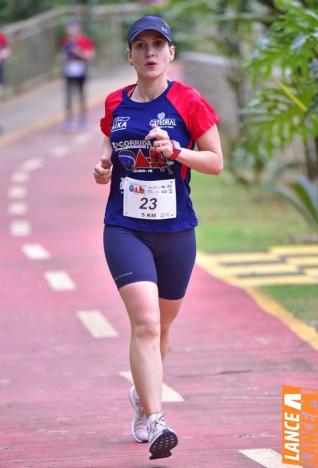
[273, 176, 318, 229]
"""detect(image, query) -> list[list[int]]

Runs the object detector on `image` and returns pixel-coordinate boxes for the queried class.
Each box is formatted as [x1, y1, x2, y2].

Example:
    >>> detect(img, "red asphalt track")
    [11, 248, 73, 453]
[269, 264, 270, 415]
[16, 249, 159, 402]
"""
[1, 106, 318, 468]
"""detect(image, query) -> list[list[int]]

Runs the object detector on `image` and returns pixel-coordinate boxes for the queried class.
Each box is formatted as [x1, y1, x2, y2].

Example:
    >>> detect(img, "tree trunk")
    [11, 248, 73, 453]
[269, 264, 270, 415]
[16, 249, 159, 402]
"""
[305, 138, 318, 181]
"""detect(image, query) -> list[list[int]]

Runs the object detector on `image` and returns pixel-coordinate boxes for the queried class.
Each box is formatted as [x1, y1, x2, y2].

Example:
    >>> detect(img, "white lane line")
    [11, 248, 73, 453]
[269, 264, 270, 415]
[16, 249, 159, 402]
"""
[11, 172, 29, 183]
[77, 310, 118, 338]
[119, 371, 184, 402]
[20, 158, 43, 171]
[44, 271, 76, 291]
[10, 220, 31, 236]
[8, 202, 28, 215]
[239, 449, 303, 467]
[51, 146, 69, 158]
[22, 244, 51, 260]
[8, 186, 27, 199]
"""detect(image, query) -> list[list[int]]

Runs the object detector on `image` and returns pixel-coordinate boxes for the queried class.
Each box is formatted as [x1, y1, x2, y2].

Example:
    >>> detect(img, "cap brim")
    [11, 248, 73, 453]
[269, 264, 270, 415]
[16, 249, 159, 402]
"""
[129, 28, 171, 44]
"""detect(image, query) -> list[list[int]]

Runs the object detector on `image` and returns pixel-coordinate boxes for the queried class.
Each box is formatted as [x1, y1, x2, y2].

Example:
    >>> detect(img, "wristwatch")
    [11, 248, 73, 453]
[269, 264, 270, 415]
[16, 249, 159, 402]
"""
[169, 140, 182, 160]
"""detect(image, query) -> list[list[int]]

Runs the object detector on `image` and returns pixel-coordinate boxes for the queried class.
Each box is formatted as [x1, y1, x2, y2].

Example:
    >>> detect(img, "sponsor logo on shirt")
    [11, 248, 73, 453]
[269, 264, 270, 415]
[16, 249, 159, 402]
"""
[117, 147, 174, 175]
[149, 112, 176, 129]
[112, 140, 151, 151]
[111, 116, 130, 133]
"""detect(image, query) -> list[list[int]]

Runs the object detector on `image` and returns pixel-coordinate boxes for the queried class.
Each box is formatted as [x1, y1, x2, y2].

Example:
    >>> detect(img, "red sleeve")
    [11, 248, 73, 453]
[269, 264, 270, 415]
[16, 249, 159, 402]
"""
[77, 35, 95, 51]
[167, 82, 221, 141]
[0, 34, 8, 47]
[188, 91, 221, 141]
[100, 88, 124, 137]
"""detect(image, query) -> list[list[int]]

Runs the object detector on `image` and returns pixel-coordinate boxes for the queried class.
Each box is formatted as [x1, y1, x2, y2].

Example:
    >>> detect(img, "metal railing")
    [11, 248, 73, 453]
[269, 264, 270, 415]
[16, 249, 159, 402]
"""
[2, 3, 144, 94]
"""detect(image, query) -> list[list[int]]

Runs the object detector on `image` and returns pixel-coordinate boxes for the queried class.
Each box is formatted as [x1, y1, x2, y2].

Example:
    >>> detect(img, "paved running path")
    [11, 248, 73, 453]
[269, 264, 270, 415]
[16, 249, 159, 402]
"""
[0, 71, 318, 468]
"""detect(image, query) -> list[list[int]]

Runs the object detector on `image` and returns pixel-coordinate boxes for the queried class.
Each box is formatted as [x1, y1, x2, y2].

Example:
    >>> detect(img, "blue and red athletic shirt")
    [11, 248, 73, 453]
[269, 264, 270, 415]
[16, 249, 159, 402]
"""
[61, 34, 94, 77]
[100, 80, 221, 232]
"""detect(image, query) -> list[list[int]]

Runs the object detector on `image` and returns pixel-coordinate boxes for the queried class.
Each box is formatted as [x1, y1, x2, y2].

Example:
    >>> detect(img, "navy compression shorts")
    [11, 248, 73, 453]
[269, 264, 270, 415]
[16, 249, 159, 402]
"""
[103, 225, 196, 300]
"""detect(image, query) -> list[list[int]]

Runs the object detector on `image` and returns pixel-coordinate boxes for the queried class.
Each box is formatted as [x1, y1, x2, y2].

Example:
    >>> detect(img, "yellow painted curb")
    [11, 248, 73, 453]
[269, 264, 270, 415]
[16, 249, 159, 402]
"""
[0, 90, 107, 149]
[245, 286, 318, 352]
[0, 112, 64, 148]
[196, 250, 318, 352]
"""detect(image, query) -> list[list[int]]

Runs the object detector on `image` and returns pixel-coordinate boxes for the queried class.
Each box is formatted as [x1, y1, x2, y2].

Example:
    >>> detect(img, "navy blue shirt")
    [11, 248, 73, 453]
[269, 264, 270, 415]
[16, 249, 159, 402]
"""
[100, 80, 221, 232]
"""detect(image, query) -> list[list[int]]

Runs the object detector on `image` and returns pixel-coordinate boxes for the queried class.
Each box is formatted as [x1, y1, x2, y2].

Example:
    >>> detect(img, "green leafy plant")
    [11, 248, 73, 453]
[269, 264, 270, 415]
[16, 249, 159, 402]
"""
[246, 0, 318, 181]
[244, 0, 318, 231]
[272, 176, 318, 229]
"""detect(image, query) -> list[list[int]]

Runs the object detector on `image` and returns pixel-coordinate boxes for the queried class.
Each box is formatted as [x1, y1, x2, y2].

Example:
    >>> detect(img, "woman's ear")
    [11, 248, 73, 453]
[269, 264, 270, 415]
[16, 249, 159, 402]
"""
[169, 45, 175, 62]
[127, 48, 133, 66]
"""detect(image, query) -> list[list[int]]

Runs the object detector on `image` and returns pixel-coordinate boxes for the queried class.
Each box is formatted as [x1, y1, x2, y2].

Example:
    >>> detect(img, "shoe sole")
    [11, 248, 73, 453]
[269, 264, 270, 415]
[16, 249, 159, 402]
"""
[149, 428, 178, 460]
[129, 387, 148, 443]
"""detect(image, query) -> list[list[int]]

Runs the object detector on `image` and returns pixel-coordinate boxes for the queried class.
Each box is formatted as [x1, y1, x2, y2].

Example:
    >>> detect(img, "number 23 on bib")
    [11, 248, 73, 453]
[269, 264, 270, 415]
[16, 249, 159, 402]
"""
[123, 177, 176, 220]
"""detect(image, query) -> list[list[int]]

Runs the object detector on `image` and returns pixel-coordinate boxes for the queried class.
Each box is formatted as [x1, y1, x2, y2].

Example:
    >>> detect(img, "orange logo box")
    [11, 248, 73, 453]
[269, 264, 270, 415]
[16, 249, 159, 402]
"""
[282, 385, 318, 467]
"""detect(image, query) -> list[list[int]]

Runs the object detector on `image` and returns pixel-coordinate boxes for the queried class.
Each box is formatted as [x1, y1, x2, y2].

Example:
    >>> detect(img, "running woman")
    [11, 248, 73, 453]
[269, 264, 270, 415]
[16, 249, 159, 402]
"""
[61, 19, 95, 131]
[94, 15, 223, 460]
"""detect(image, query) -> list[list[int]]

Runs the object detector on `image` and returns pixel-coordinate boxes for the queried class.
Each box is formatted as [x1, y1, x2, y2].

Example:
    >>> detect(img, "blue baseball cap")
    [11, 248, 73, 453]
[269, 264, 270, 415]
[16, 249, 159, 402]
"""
[127, 15, 173, 44]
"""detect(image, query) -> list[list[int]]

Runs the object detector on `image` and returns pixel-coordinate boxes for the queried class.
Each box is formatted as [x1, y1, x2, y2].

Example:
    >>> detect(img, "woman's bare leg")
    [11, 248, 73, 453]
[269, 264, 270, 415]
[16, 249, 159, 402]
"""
[159, 297, 183, 361]
[119, 281, 162, 418]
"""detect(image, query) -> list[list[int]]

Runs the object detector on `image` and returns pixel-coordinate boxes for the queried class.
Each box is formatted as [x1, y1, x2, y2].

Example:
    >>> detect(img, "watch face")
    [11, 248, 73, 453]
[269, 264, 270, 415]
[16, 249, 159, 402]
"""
[170, 140, 182, 160]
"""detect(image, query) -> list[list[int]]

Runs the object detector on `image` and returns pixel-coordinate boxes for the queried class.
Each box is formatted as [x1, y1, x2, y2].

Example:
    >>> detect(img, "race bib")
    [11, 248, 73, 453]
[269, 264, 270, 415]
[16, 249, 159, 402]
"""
[123, 177, 176, 220]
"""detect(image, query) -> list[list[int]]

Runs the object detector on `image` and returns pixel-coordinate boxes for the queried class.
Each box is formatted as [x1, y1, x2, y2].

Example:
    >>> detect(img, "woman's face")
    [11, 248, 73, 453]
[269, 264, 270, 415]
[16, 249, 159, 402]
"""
[128, 30, 175, 80]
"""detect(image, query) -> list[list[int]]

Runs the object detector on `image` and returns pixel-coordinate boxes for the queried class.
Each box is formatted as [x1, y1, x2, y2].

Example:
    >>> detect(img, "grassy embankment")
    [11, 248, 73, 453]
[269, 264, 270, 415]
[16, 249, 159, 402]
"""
[191, 171, 318, 327]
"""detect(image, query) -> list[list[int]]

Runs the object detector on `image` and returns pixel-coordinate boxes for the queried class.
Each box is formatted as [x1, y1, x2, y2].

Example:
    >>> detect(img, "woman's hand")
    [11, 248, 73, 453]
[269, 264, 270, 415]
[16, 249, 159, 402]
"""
[145, 123, 173, 158]
[94, 156, 112, 184]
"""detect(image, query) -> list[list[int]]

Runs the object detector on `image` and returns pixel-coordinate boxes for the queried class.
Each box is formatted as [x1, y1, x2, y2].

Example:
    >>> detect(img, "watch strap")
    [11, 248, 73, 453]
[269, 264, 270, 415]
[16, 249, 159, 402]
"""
[169, 140, 182, 160]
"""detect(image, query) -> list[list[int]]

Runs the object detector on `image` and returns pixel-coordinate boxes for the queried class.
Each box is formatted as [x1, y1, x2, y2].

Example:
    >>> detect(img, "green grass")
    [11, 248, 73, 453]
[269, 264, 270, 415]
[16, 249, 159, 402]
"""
[191, 171, 318, 326]
[263, 285, 318, 327]
[191, 171, 313, 252]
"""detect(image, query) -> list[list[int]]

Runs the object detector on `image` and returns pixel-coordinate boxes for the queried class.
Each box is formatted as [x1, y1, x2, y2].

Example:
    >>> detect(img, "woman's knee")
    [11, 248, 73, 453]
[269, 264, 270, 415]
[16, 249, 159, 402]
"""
[132, 314, 160, 341]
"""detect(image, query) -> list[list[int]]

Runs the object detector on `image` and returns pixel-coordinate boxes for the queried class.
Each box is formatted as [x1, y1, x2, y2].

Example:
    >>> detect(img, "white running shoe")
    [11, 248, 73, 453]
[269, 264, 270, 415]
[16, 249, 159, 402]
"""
[147, 413, 178, 460]
[129, 386, 148, 443]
